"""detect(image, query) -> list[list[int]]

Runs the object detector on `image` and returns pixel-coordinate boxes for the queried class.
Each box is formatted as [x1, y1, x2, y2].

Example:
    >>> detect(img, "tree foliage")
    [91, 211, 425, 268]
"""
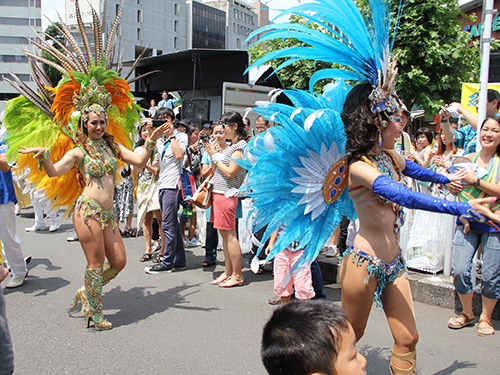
[392, 0, 497, 115]
[249, 1, 497, 116]
[43, 22, 66, 86]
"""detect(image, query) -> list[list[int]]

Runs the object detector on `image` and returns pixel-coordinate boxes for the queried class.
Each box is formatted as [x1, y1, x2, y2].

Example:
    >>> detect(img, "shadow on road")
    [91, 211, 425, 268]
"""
[68, 282, 219, 328]
[3, 274, 70, 296]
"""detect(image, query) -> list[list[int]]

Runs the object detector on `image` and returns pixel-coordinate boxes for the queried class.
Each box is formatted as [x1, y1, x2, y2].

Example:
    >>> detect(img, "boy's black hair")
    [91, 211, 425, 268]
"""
[155, 107, 175, 121]
[262, 300, 350, 375]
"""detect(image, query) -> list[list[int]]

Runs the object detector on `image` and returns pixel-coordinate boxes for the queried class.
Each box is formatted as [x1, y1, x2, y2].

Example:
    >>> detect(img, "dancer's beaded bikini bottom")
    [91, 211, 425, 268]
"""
[74, 196, 118, 231]
[341, 245, 407, 310]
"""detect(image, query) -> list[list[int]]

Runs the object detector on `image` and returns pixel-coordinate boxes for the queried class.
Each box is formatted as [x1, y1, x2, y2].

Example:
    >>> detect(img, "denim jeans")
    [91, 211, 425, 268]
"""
[452, 224, 500, 299]
[159, 189, 186, 269]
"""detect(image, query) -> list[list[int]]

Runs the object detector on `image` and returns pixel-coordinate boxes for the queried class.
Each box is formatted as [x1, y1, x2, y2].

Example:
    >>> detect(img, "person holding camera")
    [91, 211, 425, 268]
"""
[145, 108, 188, 274]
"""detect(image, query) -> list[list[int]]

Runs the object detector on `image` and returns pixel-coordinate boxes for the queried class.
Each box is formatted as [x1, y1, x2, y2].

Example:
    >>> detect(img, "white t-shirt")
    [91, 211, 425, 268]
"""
[157, 131, 189, 190]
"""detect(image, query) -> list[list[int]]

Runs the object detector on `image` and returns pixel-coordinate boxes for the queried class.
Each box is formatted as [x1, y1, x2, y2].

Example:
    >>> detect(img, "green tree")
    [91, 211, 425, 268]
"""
[43, 22, 66, 85]
[249, 1, 497, 116]
[392, 0, 493, 115]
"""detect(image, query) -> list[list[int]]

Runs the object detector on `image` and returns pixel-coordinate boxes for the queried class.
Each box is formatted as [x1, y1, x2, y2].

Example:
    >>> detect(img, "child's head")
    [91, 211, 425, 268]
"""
[261, 300, 366, 375]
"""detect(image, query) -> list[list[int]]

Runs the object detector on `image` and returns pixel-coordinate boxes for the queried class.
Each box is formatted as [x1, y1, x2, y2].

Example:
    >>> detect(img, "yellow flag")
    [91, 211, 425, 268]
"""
[461, 82, 500, 115]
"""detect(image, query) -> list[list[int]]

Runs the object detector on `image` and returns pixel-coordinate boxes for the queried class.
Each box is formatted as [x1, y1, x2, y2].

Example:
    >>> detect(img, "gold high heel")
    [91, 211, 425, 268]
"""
[83, 267, 113, 331]
[72, 262, 120, 315]
[72, 286, 87, 314]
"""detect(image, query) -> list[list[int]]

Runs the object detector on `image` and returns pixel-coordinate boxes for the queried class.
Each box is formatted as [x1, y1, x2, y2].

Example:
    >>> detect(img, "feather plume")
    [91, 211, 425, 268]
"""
[74, 0, 93, 65]
[54, 10, 88, 73]
[124, 46, 149, 80]
[104, 1, 122, 57]
[127, 70, 162, 84]
[91, 6, 103, 64]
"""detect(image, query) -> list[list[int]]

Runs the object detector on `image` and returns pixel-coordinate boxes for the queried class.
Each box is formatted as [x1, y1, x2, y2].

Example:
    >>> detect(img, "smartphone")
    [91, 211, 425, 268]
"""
[152, 119, 165, 128]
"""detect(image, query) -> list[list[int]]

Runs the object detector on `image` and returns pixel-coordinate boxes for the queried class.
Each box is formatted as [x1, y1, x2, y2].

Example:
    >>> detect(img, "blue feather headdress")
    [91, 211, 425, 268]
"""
[240, 0, 403, 274]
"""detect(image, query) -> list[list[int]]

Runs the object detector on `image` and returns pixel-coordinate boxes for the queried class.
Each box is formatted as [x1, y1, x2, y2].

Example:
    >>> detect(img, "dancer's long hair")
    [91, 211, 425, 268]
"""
[341, 82, 379, 160]
[75, 114, 122, 159]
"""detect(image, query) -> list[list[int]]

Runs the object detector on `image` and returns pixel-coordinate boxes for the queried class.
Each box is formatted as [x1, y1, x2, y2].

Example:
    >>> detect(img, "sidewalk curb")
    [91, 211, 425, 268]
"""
[317, 255, 500, 320]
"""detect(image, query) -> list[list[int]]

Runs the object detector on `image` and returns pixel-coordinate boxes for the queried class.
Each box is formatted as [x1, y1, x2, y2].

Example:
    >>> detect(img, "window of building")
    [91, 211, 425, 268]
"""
[29, 18, 35, 26]
[137, 28, 142, 41]
[174, 37, 178, 49]
[116, 4, 120, 15]
[29, 0, 35, 7]
[237, 38, 241, 49]
[174, 3, 179, 15]
[137, 10, 142, 23]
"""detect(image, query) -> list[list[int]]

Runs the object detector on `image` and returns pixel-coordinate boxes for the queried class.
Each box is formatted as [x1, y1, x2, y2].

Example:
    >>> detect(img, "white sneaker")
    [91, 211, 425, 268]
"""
[25, 224, 47, 232]
[186, 238, 197, 247]
[66, 232, 79, 242]
[6, 273, 27, 288]
[325, 245, 338, 258]
[49, 222, 61, 232]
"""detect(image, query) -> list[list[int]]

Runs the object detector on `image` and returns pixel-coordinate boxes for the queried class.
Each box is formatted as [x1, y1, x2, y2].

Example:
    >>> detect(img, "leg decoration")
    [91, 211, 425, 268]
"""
[102, 261, 120, 286]
[390, 350, 416, 375]
[71, 262, 120, 314]
[84, 268, 112, 331]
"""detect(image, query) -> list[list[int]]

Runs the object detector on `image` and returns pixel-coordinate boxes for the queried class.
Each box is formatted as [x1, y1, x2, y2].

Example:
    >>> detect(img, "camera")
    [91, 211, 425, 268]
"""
[152, 119, 165, 128]
[200, 134, 209, 142]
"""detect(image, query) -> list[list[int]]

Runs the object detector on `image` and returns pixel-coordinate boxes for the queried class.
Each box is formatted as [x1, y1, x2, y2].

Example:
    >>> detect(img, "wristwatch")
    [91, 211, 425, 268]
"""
[473, 178, 481, 187]
[168, 136, 176, 141]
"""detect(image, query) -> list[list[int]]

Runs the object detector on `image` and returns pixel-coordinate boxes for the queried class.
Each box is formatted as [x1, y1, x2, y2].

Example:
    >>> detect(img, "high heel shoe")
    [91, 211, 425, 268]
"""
[84, 314, 113, 330]
[83, 267, 112, 331]
[71, 286, 87, 314]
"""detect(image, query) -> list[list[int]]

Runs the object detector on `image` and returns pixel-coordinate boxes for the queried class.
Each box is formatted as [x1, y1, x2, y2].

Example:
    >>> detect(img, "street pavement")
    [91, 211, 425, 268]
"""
[2, 209, 500, 374]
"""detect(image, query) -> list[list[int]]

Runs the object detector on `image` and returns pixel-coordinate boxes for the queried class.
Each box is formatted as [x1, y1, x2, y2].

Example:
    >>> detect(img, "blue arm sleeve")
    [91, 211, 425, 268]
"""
[402, 160, 450, 184]
[372, 175, 484, 220]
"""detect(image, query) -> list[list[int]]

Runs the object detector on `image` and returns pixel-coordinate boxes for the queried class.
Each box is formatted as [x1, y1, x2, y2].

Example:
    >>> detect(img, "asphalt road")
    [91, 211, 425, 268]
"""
[2, 209, 500, 374]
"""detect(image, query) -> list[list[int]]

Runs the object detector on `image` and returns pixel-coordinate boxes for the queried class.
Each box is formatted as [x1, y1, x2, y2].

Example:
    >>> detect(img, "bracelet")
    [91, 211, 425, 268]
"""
[168, 136, 176, 141]
[145, 139, 156, 151]
[37, 148, 50, 171]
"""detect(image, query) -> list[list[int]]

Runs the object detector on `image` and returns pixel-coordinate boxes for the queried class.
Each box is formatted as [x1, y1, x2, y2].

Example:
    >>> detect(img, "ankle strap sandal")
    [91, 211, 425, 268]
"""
[390, 350, 416, 375]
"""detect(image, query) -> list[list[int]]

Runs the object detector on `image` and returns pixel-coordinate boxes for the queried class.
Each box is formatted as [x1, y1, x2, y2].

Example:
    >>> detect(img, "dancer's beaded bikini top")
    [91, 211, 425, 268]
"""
[350, 149, 405, 243]
[78, 138, 118, 185]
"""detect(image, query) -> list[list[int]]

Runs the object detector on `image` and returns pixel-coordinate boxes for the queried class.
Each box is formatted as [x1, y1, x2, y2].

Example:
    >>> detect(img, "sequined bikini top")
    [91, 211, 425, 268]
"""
[81, 152, 118, 177]
[78, 140, 118, 185]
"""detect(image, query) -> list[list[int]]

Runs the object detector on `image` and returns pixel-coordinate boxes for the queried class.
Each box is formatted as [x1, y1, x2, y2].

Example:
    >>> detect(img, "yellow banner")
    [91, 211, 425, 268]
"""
[461, 82, 500, 114]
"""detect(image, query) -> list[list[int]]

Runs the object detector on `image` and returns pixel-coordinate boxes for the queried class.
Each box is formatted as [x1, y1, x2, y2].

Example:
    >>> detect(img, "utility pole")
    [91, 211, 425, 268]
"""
[476, 0, 496, 152]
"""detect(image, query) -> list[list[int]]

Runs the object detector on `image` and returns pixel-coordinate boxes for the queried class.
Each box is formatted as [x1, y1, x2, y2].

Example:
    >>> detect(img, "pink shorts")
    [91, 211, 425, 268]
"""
[273, 249, 315, 300]
[211, 193, 238, 231]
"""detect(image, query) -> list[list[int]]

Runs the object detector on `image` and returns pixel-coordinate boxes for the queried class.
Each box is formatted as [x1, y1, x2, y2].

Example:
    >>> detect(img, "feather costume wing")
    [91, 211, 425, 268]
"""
[241, 82, 356, 274]
[242, 0, 402, 273]
[2, 0, 148, 215]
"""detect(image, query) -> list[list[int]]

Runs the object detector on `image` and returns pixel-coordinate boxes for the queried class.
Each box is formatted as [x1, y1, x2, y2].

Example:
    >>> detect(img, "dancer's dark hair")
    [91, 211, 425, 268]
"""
[341, 81, 379, 160]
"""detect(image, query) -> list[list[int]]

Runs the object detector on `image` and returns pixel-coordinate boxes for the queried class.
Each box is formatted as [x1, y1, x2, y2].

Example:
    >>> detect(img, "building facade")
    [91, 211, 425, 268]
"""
[202, 0, 258, 49]
[186, 0, 226, 49]
[0, 0, 42, 112]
